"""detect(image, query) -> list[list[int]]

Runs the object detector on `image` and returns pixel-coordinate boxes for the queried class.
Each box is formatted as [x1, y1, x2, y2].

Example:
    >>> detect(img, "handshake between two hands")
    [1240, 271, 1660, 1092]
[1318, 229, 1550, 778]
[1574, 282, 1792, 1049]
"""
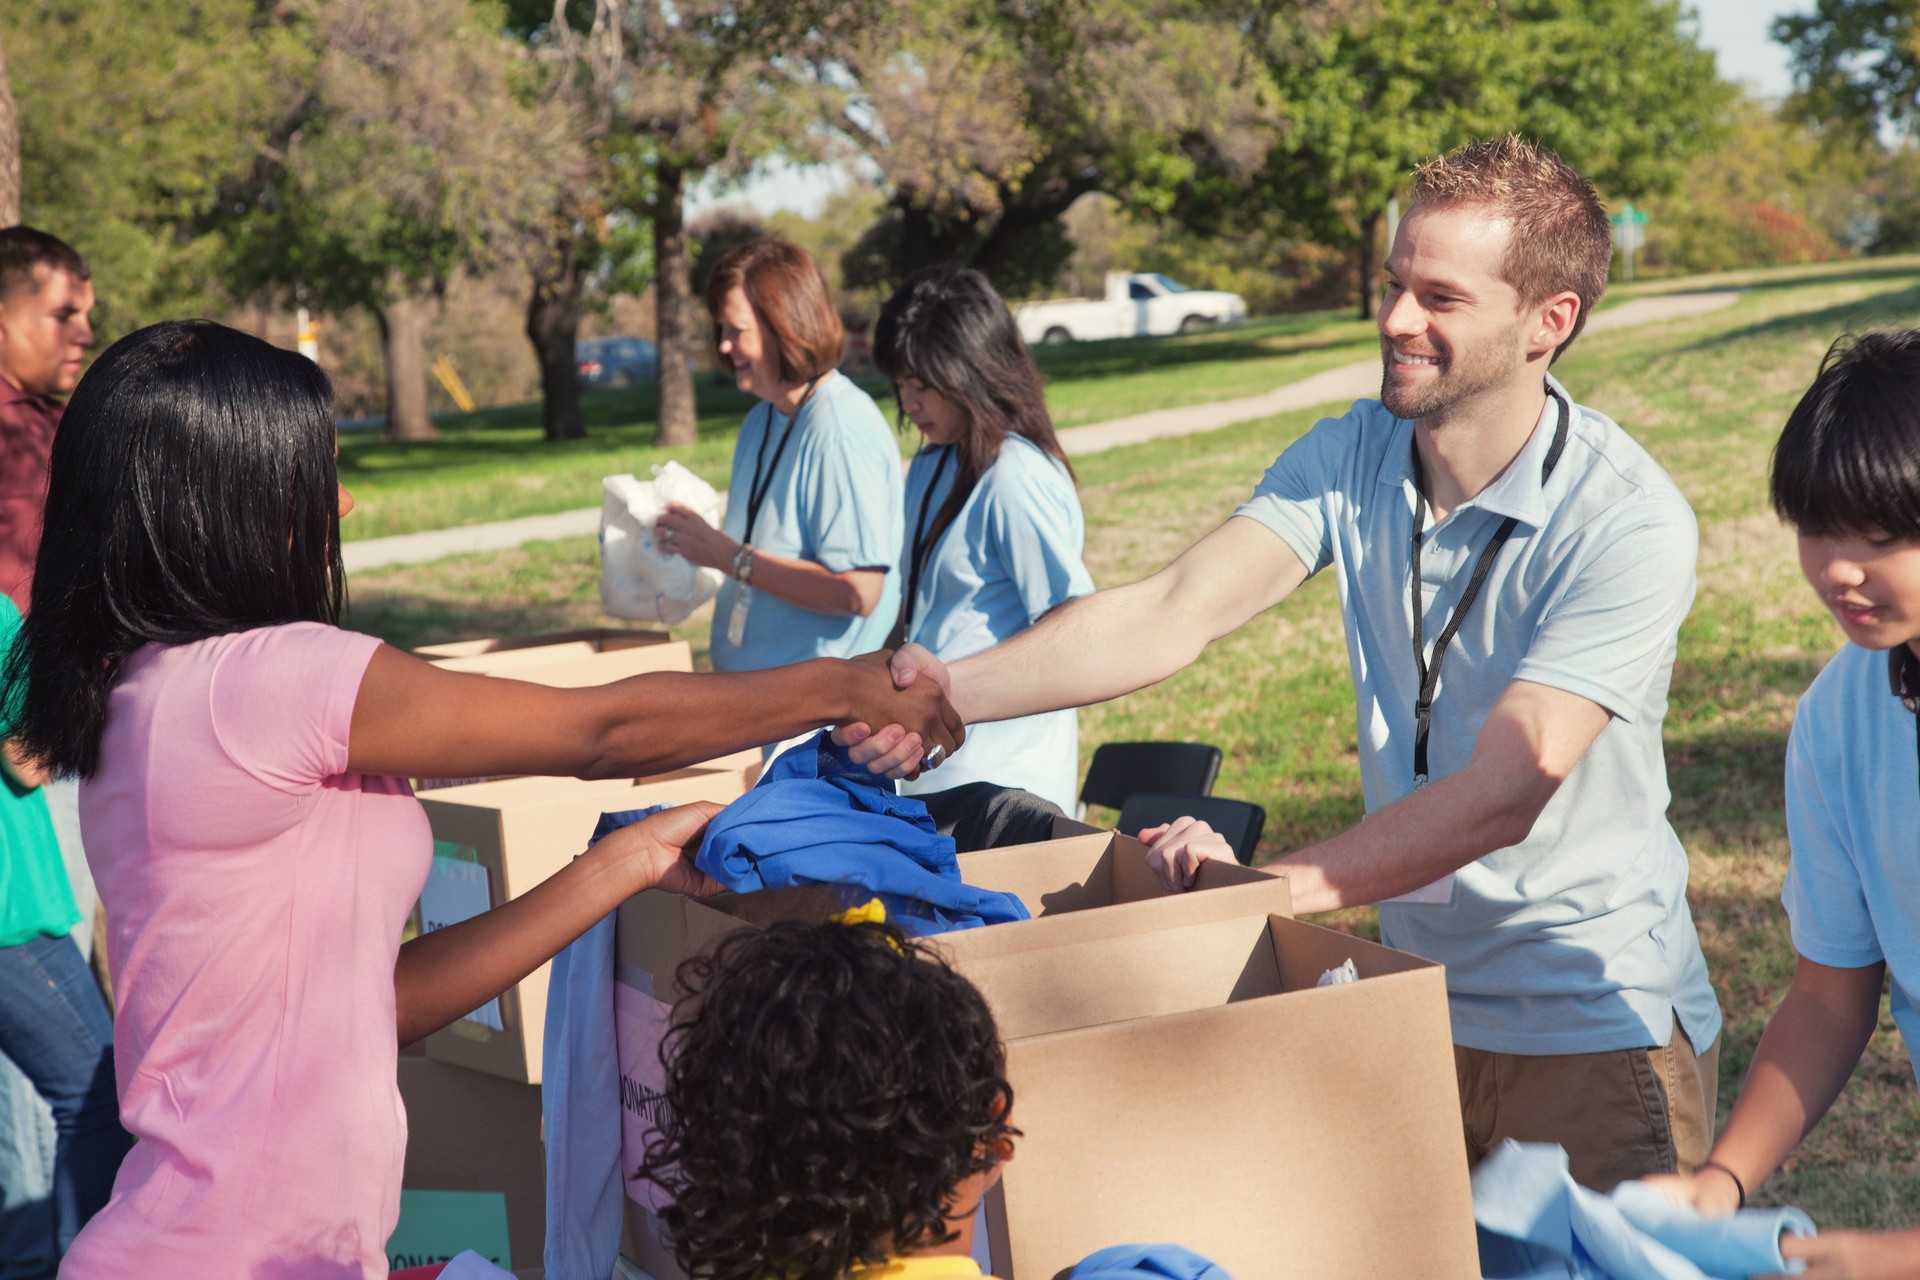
[616, 645, 1238, 901]
[833, 644, 959, 779]
[831, 645, 1239, 895]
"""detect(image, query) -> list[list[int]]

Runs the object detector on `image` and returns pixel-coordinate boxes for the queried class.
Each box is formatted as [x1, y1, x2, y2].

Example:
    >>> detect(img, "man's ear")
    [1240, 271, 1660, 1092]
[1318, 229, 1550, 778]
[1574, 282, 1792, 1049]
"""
[1528, 291, 1581, 358]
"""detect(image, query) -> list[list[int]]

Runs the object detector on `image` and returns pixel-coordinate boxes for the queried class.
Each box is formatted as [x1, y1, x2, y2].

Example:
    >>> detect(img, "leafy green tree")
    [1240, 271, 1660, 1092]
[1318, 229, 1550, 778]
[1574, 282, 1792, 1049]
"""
[832, 0, 1281, 295]
[1239, 0, 1730, 317]
[5, 0, 306, 334]
[1776, 0, 1920, 139]
[531, 0, 877, 448]
[1641, 95, 1867, 273]
[224, 0, 576, 441]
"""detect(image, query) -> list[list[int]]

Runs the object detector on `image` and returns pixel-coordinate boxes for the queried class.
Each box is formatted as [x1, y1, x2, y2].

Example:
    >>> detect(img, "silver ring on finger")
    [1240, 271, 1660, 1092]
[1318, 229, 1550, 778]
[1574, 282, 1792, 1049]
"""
[923, 744, 947, 769]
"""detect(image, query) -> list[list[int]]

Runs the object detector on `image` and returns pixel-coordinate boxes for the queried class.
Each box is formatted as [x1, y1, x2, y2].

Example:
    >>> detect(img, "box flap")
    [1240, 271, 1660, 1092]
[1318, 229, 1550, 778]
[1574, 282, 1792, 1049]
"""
[976, 914, 1472, 1279]
[429, 641, 694, 683]
[954, 914, 1279, 1040]
[954, 833, 1120, 914]
[415, 627, 671, 660]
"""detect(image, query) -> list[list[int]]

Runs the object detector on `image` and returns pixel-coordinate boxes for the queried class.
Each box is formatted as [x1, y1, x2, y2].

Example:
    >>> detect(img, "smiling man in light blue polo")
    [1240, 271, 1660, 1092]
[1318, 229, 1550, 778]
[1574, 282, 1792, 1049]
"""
[862, 135, 1722, 1192]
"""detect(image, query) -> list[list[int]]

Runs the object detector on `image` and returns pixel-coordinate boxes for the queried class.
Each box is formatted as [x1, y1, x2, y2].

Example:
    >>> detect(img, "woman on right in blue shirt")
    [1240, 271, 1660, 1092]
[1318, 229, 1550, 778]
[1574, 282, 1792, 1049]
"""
[873, 265, 1094, 833]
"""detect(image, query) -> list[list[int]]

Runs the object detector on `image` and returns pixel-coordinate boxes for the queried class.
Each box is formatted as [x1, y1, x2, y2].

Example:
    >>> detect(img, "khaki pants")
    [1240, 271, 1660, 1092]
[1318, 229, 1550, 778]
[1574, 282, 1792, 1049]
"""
[1455, 1018, 1718, 1193]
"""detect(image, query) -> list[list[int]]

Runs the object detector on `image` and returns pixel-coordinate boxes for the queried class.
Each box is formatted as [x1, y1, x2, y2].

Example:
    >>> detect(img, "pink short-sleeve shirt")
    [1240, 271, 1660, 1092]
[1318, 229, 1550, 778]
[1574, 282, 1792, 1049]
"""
[64, 623, 432, 1279]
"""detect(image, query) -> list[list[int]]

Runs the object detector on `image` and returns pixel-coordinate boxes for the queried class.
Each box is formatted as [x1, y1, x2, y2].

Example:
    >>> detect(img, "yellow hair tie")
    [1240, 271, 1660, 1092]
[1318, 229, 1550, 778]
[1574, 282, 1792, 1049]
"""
[832, 898, 888, 928]
[831, 899, 902, 951]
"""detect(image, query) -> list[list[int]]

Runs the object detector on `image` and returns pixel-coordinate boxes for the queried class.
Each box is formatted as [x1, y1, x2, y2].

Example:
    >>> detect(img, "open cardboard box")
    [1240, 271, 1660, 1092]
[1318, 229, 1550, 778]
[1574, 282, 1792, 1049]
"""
[393, 1057, 544, 1273]
[612, 828, 1296, 1280]
[420, 763, 757, 1084]
[966, 911, 1476, 1278]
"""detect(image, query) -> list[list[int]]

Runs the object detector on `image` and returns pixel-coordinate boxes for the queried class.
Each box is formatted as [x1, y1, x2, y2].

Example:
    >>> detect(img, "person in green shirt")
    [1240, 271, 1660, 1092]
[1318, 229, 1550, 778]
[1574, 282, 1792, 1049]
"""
[0, 593, 129, 1273]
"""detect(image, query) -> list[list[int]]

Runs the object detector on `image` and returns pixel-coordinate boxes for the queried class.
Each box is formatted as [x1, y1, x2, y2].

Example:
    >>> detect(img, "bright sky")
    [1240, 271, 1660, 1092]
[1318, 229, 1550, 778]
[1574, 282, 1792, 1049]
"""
[690, 1, 1814, 220]
[1689, 0, 1806, 99]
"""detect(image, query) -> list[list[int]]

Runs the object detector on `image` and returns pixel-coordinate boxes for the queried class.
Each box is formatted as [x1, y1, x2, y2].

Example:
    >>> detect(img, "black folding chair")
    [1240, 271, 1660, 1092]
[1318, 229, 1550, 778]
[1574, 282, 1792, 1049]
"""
[1117, 792, 1267, 866]
[1077, 741, 1222, 817]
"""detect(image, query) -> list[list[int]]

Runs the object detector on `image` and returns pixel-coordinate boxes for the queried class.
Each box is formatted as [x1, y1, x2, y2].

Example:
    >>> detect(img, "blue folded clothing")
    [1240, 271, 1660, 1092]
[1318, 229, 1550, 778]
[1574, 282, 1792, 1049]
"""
[691, 732, 1030, 935]
[1064, 1244, 1233, 1278]
[1474, 1141, 1815, 1280]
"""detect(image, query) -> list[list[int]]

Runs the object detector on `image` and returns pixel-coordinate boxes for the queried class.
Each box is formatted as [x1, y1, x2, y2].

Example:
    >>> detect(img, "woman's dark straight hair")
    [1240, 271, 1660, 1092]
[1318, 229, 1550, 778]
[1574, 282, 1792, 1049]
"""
[2, 320, 346, 778]
[873, 265, 1073, 555]
[1771, 328, 1920, 541]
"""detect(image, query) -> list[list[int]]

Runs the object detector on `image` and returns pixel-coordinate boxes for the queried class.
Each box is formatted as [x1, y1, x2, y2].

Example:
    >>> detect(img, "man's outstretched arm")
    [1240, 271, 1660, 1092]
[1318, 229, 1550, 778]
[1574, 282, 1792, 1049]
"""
[1144, 678, 1612, 904]
[850, 517, 1309, 771]
[1275, 679, 1611, 910]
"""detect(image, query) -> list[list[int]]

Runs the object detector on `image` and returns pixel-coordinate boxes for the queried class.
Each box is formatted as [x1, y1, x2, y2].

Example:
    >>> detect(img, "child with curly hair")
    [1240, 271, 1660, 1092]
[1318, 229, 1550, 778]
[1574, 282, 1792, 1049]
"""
[636, 916, 1016, 1280]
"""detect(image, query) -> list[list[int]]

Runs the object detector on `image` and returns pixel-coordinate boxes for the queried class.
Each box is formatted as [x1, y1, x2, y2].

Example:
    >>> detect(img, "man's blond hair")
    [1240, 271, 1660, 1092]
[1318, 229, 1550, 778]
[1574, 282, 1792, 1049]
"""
[1409, 135, 1611, 362]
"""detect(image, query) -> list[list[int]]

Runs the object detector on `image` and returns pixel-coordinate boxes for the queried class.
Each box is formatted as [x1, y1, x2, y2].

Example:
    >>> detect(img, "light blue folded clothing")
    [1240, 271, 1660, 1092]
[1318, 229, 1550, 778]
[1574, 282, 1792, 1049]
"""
[1064, 1243, 1233, 1278]
[1474, 1141, 1815, 1280]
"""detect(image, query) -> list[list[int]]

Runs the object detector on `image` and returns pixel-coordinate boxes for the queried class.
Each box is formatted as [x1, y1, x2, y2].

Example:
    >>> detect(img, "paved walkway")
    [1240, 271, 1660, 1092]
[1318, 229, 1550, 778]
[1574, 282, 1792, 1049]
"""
[343, 289, 1740, 572]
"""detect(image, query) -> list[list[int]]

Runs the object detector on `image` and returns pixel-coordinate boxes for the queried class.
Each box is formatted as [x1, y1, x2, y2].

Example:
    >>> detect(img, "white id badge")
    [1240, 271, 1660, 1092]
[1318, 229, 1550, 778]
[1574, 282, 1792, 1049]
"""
[725, 585, 751, 647]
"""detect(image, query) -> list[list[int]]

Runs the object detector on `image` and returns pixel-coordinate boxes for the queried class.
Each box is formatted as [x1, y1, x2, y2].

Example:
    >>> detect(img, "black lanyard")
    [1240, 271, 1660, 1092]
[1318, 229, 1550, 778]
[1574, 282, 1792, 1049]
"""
[1409, 386, 1571, 788]
[900, 445, 956, 638]
[742, 377, 822, 544]
[1897, 648, 1920, 805]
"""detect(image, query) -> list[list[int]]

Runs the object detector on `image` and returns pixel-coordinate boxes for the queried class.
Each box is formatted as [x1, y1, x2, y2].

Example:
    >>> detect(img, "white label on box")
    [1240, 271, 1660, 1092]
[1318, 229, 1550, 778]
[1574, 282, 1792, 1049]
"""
[420, 855, 505, 1031]
[1383, 872, 1455, 906]
[616, 978, 675, 1216]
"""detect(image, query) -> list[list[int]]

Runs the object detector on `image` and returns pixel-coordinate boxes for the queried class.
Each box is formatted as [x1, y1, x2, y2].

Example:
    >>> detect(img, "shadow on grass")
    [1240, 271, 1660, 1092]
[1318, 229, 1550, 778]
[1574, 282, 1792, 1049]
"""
[337, 383, 765, 479]
[1032, 325, 1373, 385]
[1671, 281, 1920, 357]
[1688, 261, 1920, 299]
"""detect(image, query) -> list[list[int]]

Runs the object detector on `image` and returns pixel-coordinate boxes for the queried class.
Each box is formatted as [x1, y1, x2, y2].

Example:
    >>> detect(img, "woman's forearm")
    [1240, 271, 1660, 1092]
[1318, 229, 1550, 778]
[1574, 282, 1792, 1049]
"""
[738, 548, 886, 617]
[349, 648, 958, 782]
[395, 842, 632, 1045]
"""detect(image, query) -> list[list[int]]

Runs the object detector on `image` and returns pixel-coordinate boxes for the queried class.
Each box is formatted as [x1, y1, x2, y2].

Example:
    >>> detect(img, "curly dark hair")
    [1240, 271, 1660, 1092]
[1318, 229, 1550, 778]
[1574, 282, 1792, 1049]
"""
[636, 919, 1018, 1280]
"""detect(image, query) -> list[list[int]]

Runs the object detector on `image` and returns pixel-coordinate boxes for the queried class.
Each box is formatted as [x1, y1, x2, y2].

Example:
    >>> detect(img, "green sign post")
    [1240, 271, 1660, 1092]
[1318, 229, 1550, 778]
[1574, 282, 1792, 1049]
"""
[1609, 202, 1651, 282]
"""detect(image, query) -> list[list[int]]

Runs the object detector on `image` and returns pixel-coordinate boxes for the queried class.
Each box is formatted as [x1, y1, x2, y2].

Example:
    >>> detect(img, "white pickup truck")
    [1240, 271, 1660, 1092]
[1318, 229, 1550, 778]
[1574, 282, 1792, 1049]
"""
[1014, 272, 1247, 345]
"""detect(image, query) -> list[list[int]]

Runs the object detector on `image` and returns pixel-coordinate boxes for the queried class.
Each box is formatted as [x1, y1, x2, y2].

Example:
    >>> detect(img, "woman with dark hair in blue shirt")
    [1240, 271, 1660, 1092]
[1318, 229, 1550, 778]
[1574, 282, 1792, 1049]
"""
[874, 265, 1093, 822]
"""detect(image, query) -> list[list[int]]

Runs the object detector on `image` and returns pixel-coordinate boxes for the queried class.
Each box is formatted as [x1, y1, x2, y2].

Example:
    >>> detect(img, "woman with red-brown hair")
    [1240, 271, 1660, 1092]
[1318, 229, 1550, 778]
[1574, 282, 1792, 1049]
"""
[657, 238, 903, 691]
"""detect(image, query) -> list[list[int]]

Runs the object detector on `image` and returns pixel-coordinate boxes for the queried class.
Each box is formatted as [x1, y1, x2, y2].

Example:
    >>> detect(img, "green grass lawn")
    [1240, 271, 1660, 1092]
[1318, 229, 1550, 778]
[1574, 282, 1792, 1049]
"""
[346, 257, 1920, 1227]
[337, 310, 1379, 540]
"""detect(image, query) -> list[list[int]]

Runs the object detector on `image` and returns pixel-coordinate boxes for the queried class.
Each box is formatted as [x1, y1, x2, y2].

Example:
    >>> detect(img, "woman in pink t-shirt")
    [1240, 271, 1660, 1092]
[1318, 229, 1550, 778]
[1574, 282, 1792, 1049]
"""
[0, 320, 962, 1280]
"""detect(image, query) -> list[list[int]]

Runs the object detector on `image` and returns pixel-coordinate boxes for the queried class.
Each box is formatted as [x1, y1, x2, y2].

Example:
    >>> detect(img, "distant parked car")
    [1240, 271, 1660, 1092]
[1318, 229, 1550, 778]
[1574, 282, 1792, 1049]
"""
[575, 336, 658, 388]
[1014, 272, 1247, 345]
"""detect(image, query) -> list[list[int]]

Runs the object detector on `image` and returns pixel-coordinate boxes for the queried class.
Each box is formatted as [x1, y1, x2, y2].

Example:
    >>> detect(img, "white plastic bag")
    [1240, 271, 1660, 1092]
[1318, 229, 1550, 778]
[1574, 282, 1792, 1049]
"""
[599, 461, 726, 625]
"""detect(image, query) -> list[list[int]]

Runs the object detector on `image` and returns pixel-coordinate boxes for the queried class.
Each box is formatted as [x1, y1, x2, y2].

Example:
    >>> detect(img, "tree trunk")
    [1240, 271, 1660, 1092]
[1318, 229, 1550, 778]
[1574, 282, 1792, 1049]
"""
[1354, 207, 1383, 321]
[527, 215, 587, 444]
[378, 287, 438, 442]
[0, 32, 20, 225]
[970, 182, 1094, 284]
[653, 163, 698, 448]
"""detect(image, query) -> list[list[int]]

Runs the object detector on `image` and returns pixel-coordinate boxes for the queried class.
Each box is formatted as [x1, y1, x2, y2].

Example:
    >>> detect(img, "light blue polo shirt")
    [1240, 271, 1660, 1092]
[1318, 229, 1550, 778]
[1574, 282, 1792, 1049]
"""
[709, 372, 903, 672]
[1782, 642, 1920, 1088]
[898, 436, 1094, 814]
[1232, 378, 1721, 1056]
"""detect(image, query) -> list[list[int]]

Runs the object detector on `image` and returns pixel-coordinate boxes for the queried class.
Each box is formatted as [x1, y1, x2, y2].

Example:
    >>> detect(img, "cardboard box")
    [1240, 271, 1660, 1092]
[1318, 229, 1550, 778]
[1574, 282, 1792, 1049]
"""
[612, 829, 1296, 1280]
[969, 912, 1477, 1278]
[393, 1057, 544, 1273]
[415, 626, 674, 662]
[421, 764, 757, 1084]
[424, 634, 694, 687]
